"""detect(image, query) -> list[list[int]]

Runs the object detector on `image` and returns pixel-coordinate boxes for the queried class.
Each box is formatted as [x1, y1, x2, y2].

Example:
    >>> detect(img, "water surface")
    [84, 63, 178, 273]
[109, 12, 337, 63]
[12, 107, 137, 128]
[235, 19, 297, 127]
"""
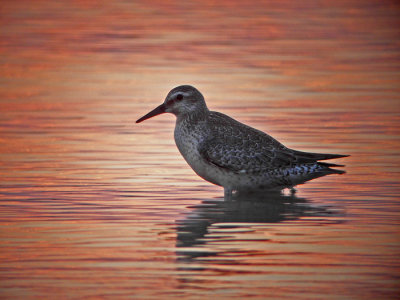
[1, 1, 399, 299]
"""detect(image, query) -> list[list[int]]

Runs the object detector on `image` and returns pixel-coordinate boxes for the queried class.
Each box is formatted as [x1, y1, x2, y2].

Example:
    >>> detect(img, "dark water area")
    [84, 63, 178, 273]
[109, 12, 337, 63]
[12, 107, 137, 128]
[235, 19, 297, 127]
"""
[1, 1, 399, 299]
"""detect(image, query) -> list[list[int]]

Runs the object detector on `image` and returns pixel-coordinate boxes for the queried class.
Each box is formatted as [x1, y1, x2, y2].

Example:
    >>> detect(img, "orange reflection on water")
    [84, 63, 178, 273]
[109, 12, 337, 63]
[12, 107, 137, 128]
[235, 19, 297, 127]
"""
[0, 0, 399, 299]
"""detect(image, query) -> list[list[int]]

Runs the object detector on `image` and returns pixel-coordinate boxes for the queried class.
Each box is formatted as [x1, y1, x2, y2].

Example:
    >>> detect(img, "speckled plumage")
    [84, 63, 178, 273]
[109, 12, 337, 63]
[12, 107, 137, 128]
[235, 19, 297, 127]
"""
[136, 85, 348, 197]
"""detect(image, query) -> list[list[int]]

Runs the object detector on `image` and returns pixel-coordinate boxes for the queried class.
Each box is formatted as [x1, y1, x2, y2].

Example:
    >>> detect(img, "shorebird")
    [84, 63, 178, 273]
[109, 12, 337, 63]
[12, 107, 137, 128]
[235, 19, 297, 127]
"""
[136, 85, 348, 198]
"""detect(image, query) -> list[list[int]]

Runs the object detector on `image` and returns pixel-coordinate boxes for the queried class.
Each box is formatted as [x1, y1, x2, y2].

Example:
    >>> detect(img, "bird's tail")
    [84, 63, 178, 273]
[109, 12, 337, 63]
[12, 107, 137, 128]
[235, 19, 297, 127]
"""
[285, 162, 346, 188]
[317, 162, 346, 175]
[291, 149, 349, 162]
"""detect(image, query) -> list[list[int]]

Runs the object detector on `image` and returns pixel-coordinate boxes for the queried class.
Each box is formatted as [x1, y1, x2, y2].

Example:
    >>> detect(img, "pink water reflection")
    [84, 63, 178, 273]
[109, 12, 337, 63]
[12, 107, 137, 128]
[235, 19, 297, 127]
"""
[0, 0, 399, 299]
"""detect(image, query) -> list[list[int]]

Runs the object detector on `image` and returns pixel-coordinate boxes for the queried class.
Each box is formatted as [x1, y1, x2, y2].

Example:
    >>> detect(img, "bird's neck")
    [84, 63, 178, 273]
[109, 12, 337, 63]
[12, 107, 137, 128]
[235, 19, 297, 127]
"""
[176, 107, 209, 125]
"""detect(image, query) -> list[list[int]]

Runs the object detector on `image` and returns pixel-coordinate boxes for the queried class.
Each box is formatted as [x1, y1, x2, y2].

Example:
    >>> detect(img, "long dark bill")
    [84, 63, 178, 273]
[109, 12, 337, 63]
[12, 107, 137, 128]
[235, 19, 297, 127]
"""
[136, 103, 166, 123]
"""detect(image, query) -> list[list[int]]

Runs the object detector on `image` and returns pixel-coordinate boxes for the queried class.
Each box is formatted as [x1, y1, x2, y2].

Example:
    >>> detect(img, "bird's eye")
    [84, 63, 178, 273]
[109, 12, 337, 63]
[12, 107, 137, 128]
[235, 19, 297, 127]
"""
[176, 94, 183, 100]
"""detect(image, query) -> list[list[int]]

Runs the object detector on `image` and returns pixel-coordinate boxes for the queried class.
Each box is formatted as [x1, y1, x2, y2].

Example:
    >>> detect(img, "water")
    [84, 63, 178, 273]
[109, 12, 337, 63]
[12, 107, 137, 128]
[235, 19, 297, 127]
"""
[1, 1, 399, 299]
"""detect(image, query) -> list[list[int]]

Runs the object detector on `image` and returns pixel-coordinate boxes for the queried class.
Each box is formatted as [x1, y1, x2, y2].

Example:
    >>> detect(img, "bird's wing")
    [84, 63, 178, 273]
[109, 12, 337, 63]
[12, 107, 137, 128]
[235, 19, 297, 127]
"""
[198, 112, 347, 174]
[198, 112, 296, 173]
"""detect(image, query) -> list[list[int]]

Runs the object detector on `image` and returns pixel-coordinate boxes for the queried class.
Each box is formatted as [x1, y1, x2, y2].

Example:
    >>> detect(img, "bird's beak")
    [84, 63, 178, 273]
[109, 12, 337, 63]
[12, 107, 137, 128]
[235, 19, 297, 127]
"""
[136, 103, 166, 123]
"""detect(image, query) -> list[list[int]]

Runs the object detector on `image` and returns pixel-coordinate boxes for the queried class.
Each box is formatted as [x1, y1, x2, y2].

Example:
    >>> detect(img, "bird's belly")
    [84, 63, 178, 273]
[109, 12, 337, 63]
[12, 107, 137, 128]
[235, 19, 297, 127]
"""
[174, 135, 220, 186]
[179, 153, 281, 190]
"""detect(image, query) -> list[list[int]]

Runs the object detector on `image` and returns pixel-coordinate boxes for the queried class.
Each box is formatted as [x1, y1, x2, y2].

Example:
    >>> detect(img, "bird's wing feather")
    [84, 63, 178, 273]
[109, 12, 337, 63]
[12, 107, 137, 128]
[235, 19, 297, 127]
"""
[198, 112, 346, 174]
[198, 112, 298, 173]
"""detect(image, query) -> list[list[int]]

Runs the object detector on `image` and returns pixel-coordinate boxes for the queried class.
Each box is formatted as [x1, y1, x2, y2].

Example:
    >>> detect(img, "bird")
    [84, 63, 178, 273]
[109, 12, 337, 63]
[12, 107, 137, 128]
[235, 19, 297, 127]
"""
[136, 85, 348, 199]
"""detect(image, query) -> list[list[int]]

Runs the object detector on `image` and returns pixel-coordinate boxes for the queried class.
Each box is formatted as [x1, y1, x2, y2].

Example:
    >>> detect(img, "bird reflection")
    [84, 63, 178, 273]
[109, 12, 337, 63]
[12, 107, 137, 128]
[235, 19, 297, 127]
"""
[176, 190, 336, 260]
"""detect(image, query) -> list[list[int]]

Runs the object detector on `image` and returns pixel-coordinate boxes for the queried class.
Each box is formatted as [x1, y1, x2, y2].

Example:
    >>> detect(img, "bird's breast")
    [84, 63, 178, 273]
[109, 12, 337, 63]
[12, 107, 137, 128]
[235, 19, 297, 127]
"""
[174, 120, 224, 186]
[174, 121, 203, 164]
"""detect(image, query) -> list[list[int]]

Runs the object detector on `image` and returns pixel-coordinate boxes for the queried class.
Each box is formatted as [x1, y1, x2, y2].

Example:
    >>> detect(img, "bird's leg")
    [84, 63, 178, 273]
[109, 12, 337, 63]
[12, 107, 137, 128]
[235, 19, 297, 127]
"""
[224, 187, 233, 200]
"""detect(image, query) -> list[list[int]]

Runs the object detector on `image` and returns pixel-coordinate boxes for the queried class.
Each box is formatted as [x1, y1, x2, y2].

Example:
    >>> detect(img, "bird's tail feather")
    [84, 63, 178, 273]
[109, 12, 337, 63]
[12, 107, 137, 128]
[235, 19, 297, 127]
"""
[291, 149, 349, 161]
[289, 162, 346, 187]
[317, 163, 346, 175]
[318, 161, 346, 168]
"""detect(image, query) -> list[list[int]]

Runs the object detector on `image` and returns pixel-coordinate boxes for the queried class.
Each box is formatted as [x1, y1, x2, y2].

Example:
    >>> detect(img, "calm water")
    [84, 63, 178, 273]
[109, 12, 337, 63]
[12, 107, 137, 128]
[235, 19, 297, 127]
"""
[1, 1, 399, 299]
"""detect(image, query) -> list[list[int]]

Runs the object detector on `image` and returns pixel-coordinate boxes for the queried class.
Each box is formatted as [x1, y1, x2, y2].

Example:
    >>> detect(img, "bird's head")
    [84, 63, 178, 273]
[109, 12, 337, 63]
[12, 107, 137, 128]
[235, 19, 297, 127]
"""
[136, 85, 208, 123]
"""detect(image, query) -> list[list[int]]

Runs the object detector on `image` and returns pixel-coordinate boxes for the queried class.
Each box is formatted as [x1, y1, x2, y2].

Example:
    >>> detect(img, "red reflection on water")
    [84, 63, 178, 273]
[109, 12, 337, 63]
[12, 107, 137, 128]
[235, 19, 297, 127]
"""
[0, 0, 399, 299]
